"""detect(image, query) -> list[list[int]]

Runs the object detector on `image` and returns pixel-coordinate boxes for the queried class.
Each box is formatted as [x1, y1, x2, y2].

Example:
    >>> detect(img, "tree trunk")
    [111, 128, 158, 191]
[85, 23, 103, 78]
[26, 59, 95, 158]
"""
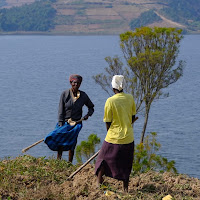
[140, 105, 150, 143]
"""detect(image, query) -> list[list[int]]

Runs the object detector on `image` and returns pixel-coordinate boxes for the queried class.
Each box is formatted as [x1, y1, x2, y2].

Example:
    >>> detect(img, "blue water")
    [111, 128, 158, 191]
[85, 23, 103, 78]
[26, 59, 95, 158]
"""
[0, 35, 200, 178]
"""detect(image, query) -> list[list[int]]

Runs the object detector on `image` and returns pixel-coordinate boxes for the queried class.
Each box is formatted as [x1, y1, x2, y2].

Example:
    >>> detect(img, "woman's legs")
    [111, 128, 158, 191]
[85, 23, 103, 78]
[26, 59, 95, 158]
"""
[57, 149, 63, 160]
[97, 163, 105, 187]
[69, 150, 74, 162]
[97, 164, 129, 192]
[123, 179, 129, 192]
[57, 149, 74, 162]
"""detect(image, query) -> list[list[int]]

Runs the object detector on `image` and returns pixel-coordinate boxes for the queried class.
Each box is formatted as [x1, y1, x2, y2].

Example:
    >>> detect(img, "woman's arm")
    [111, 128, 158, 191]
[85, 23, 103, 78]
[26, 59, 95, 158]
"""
[106, 122, 111, 131]
[84, 93, 94, 119]
[58, 91, 65, 126]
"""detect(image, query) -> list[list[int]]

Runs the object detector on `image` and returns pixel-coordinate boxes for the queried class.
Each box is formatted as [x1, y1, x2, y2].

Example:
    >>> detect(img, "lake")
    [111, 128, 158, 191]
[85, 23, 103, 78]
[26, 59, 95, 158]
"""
[0, 34, 200, 179]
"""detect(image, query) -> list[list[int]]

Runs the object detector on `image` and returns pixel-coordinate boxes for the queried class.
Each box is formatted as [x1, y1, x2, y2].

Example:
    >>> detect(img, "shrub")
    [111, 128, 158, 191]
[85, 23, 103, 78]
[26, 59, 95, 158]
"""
[132, 132, 177, 175]
[76, 134, 100, 163]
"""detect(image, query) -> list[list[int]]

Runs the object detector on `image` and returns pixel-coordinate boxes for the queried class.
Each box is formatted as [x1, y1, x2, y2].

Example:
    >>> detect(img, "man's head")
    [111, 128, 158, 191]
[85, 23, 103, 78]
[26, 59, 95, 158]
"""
[111, 75, 125, 93]
[69, 74, 82, 92]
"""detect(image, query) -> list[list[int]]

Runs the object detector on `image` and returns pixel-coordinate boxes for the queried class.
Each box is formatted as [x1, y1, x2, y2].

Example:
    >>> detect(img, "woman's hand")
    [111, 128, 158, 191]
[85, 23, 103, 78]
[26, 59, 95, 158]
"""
[58, 122, 63, 127]
[83, 115, 89, 120]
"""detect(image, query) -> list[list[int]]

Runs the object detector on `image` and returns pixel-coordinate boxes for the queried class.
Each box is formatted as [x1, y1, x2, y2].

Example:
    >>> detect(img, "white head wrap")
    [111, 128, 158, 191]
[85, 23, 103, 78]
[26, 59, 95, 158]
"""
[111, 75, 125, 91]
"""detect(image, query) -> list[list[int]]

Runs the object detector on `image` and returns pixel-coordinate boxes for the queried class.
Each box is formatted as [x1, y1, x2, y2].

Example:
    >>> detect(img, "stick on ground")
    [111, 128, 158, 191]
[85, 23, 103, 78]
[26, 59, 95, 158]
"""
[67, 150, 100, 180]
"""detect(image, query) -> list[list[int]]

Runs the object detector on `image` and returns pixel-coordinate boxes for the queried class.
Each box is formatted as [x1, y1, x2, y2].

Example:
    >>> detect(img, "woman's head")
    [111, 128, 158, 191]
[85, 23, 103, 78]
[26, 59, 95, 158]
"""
[111, 75, 125, 92]
[69, 74, 82, 84]
[69, 74, 82, 92]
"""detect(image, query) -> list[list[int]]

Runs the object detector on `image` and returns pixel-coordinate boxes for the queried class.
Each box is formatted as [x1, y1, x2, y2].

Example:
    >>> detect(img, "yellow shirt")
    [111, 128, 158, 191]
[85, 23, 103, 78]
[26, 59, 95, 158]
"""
[104, 92, 136, 144]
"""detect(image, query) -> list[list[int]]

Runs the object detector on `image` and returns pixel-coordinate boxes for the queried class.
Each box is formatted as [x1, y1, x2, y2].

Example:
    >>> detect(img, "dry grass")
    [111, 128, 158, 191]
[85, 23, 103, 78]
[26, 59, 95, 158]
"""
[1, 155, 200, 199]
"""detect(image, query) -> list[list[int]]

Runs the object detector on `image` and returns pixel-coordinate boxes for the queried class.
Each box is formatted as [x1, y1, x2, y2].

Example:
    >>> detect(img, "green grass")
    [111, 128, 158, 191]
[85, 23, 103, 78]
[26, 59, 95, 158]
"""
[0, 155, 75, 199]
[0, 155, 199, 199]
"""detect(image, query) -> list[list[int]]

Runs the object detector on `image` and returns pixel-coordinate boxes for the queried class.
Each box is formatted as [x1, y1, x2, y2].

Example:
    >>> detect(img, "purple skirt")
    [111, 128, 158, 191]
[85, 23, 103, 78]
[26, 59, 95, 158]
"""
[95, 140, 134, 181]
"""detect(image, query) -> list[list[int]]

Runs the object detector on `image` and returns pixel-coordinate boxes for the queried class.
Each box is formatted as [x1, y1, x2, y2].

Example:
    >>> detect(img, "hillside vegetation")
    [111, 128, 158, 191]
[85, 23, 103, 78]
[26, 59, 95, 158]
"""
[1, 155, 200, 199]
[0, 0, 56, 31]
[0, 0, 200, 34]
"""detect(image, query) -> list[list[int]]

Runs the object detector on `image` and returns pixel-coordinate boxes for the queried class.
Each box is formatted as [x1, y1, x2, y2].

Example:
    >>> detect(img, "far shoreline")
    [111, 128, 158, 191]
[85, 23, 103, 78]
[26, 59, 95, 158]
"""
[0, 30, 122, 36]
[1, 30, 200, 36]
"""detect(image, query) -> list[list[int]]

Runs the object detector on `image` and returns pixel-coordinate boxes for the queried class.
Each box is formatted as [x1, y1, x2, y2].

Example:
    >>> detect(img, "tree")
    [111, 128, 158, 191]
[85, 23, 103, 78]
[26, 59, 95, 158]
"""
[93, 27, 185, 143]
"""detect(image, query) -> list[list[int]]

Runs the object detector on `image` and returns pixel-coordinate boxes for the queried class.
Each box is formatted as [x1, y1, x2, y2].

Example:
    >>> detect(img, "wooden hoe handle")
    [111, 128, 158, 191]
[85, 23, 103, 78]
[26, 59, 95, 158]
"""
[22, 138, 44, 153]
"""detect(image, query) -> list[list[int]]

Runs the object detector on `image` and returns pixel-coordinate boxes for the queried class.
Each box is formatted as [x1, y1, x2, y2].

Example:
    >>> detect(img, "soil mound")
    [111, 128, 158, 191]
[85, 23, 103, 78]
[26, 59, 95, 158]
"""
[62, 164, 200, 199]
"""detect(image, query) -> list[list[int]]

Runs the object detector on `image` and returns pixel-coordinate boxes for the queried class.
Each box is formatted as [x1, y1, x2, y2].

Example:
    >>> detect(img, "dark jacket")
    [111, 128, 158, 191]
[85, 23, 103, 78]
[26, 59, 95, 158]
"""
[58, 89, 94, 125]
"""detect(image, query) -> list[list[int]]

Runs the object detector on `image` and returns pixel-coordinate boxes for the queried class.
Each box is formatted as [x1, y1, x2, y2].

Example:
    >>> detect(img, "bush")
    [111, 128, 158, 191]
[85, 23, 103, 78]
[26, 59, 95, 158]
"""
[132, 132, 177, 175]
[76, 134, 100, 163]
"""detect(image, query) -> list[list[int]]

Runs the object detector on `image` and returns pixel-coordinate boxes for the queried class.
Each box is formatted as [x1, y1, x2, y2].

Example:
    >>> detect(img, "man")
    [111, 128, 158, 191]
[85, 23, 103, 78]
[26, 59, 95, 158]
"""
[45, 74, 94, 162]
[95, 75, 136, 192]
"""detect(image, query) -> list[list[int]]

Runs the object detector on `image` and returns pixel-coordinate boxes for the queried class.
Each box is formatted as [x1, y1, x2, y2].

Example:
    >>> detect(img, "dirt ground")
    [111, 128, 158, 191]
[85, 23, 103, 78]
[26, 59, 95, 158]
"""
[1, 157, 200, 200]
[61, 164, 200, 199]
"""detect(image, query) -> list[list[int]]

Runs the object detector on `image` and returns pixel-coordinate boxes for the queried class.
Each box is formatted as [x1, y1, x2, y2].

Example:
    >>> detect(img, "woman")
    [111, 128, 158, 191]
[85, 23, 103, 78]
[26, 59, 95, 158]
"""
[95, 75, 136, 192]
[45, 74, 94, 162]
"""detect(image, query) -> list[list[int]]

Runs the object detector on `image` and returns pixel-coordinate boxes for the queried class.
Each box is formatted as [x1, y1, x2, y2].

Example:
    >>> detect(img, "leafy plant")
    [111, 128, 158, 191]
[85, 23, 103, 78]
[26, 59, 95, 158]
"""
[132, 132, 177, 175]
[76, 133, 101, 163]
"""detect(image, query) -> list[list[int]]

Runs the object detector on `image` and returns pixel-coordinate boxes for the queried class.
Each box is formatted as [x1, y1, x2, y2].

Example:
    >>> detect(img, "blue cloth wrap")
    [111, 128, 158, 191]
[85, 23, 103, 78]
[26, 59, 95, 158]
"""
[44, 122, 82, 151]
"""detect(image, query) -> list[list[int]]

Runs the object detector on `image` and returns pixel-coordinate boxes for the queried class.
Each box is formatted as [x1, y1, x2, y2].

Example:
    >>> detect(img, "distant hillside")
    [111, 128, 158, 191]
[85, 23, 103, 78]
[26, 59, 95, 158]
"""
[0, 0, 200, 34]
